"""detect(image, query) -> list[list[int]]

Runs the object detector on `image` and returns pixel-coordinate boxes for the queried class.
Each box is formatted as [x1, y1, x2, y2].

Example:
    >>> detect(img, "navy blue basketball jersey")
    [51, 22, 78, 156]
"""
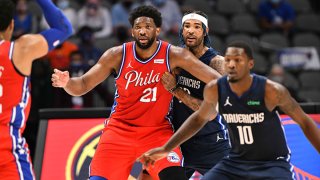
[217, 74, 290, 161]
[172, 48, 228, 136]
[171, 48, 229, 168]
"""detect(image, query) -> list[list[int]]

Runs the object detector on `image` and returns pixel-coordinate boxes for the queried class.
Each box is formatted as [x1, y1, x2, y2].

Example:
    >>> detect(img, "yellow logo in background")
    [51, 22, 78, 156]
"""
[65, 124, 104, 180]
[65, 124, 142, 180]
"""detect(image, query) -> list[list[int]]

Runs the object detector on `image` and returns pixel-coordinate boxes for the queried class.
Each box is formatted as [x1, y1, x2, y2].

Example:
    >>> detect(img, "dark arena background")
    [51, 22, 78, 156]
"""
[10, 0, 320, 179]
[34, 104, 320, 180]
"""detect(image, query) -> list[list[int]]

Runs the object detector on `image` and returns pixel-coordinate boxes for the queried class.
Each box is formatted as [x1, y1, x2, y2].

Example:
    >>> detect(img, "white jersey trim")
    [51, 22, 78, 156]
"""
[133, 40, 162, 63]
[9, 42, 14, 60]
[115, 43, 126, 80]
[166, 44, 171, 73]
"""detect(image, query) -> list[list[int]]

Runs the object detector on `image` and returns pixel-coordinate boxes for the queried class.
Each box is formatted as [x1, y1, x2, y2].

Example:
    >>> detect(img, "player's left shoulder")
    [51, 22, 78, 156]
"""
[169, 45, 188, 55]
[265, 79, 289, 105]
[265, 79, 286, 94]
[168, 45, 193, 64]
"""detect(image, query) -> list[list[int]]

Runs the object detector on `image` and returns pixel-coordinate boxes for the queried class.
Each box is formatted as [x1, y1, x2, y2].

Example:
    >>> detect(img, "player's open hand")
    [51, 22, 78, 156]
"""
[137, 147, 169, 169]
[51, 68, 70, 88]
[161, 72, 176, 91]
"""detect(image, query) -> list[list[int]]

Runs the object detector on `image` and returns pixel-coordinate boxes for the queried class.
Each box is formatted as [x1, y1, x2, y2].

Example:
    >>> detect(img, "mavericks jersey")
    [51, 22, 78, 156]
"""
[0, 40, 31, 165]
[109, 41, 173, 127]
[218, 74, 290, 161]
[172, 48, 228, 138]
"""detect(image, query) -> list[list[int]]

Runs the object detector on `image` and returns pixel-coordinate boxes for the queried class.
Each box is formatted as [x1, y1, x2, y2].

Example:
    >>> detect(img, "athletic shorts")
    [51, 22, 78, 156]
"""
[181, 132, 230, 178]
[202, 156, 295, 180]
[89, 120, 183, 180]
[0, 125, 35, 180]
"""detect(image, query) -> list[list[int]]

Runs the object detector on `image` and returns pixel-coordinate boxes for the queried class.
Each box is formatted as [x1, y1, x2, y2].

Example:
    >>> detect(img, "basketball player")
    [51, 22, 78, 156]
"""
[160, 10, 230, 178]
[0, 0, 72, 179]
[138, 41, 320, 179]
[51, 5, 221, 180]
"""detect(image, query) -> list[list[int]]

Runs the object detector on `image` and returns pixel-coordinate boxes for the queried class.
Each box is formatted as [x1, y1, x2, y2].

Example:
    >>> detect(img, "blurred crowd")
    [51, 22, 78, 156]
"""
[15, 0, 320, 158]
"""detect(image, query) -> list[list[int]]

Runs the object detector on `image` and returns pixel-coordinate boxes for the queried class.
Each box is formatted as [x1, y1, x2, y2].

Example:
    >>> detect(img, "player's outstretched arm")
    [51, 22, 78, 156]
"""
[138, 81, 219, 167]
[169, 46, 221, 83]
[52, 46, 123, 96]
[14, 0, 72, 75]
[267, 80, 320, 153]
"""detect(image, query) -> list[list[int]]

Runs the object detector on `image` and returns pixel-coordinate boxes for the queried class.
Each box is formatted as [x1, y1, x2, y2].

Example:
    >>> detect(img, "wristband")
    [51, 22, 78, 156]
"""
[169, 84, 179, 93]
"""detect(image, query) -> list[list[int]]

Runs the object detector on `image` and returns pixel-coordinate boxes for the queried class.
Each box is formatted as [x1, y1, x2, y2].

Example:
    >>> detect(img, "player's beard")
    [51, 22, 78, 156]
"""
[184, 36, 204, 49]
[134, 36, 156, 49]
[227, 76, 239, 83]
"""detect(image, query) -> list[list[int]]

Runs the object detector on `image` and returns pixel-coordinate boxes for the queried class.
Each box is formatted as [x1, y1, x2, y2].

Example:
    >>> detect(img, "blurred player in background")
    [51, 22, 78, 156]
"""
[159, 10, 230, 178]
[0, 0, 72, 179]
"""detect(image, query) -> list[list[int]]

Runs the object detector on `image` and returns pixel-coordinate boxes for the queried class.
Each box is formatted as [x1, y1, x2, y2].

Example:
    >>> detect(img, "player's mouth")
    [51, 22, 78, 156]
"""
[228, 71, 237, 76]
[139, 38, 148, 44]
[186, 37, 196, 43]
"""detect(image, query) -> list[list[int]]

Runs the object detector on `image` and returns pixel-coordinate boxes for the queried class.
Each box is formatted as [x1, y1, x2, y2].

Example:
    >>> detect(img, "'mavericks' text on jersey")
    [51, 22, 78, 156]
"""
[218, 74, 290, 161]
[223, 113, 264, 124]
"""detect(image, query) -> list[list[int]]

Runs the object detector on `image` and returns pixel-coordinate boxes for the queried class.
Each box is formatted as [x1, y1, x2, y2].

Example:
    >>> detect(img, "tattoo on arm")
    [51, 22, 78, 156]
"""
[210, 57, 225, 75]
[277, 85, 299, 114]
[173, 88, 202, 111]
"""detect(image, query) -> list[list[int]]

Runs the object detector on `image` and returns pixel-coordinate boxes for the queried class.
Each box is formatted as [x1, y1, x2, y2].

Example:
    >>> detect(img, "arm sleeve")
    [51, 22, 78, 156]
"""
[37, 0, 73, 51]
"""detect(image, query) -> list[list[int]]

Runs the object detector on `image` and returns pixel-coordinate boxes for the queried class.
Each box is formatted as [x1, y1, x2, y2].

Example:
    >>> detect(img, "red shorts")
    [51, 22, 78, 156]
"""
[89, 120, 183, 180]
[0, 125, 35, 179]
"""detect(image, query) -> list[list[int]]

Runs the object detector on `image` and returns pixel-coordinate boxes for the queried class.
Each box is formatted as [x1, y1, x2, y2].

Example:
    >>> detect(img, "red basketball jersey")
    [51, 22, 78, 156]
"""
[0, 41, 34, 178]
[109, 40, 173, 127]
[0, 40, 31, 131]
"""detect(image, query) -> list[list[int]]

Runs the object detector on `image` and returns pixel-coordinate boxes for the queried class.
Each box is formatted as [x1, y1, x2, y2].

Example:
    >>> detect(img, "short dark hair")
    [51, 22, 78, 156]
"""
[0, 0, 15, 31]
[227, 41, 253, 59]
[129, 5, 162, 27]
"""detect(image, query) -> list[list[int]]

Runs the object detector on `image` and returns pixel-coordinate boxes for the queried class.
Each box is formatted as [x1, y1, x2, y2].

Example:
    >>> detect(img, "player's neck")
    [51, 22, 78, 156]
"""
[188, 45, 208, 58]
[135, 40, 159, 61]
[0, 32, 9, 41]
[229, 74, 253, 97]
[0, 33, 4, 41]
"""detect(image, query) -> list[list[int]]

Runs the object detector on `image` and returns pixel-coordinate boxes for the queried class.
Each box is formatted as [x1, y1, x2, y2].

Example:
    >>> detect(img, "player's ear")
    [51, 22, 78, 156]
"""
[9, 20, 14, 32]
[156, 27, 161, 37]
[205, 27, 209, 35]
[248, 58, 254, 70]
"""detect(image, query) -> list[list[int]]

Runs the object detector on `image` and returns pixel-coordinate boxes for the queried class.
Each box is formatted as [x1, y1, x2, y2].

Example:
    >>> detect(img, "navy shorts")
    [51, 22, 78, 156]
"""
[202, 156, 295, 180]
[181, 132, 230, 178]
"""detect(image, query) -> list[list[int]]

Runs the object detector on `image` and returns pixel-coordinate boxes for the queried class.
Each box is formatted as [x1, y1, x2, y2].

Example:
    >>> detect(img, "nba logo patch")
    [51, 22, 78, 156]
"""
[154, 59, 164, 64]
[167, 151, 180, 163]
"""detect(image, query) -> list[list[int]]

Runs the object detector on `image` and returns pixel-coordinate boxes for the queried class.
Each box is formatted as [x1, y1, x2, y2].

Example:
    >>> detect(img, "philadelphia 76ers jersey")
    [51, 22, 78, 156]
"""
[109, 40, 173, 127]
[0, 40, 32, 165]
